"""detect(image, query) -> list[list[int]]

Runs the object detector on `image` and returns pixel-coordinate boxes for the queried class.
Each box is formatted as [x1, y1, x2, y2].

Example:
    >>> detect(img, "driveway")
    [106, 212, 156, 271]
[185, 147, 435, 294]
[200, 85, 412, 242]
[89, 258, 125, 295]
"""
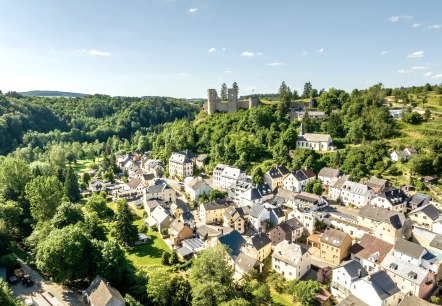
[11, 257, 83, 306]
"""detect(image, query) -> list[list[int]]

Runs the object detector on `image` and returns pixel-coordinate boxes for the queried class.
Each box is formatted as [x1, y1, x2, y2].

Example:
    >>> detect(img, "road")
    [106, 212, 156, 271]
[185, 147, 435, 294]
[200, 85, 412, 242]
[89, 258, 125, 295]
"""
[11, 257, 83, 306]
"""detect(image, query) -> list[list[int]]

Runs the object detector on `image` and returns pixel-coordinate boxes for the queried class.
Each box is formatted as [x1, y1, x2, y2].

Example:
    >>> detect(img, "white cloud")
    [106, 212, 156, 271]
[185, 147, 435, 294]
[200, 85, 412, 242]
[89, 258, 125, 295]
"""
[411, 66, 428, 70]
[221, 48, 226, 51]
[407, 50, 424, 58]
[76, 49, 111, 56]
[315, 48, 324, 53]
[208, 48, 216, 53]
[302, 51, 307, 56]
[398, 69, 412, 74]
[412, 23, 422, 27]
[380, 50, 392, 55]
[423, 71, 434, 77]
[266, 62, 285, 66]
[428, 24, 441, 30]
[432, 73, 442, 79]
[388, 15, 413, 22]
[225, 70, 232, 74]
[241, 51, 255, 57]
[189, 8, 198, 13]
[256, 52, 263, 56]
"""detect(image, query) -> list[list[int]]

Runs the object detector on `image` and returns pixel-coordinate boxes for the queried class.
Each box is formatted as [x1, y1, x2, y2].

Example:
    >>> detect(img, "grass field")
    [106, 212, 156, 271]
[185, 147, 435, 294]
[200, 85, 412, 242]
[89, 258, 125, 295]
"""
[69, 158, 102, 175]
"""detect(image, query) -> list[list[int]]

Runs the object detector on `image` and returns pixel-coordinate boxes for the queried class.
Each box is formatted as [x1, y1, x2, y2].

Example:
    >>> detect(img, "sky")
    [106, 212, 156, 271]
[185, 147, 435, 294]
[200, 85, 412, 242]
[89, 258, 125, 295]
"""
[0, 0, 441, 98]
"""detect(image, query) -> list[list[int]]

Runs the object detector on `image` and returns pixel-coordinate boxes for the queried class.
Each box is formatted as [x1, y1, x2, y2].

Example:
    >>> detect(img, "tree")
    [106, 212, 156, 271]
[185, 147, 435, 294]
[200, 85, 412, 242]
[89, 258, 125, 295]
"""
[302, 81, 313, 99]
[402, 110, 423, 124]
[221, 83, 228, 100]
[146, 267, 171, 306]
[25, 176, 64, 222]
[170, 276, 192, 306]
[422, 95, 428, 108]
[0, 158, 32, 202]
[252, 284, 272, 305]
[287, 280, 320, 306]
[251, 166, 264, 185]
[161, 251, 171, 265]
[278, 81, 289, 101]
[86, 194, 110, 218]
[36, 225, 92, 283]
[64, 167, 81, 202]
[190, 245, 235, 306]
[219, 299, 251, 306]
[125, 294, 143, 306]
[232, 82, 239, 93]
[317, 267, 332, 284]
[51, 202, 84, 228]
[169, 251, 179, 265]
[95, 240, 129, 287]
[111, 199, 138, 247]
[82, 172, 91, 185]
[49, 145, 67, 170]
[0, 279, 24, 306]
[423, 109, 431, 122]
[0, 220, 12, 254]
[84, 212, 107, 241]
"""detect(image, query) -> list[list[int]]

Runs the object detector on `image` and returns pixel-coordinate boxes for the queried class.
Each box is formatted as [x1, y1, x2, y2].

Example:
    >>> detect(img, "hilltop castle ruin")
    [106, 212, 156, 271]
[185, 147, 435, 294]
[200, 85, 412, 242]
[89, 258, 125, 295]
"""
[204, 88, 260, 114]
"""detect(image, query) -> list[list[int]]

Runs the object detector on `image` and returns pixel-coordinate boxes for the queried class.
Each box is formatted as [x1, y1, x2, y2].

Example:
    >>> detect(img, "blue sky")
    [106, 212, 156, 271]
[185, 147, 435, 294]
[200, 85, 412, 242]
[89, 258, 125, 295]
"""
[0, 0, 441, 98]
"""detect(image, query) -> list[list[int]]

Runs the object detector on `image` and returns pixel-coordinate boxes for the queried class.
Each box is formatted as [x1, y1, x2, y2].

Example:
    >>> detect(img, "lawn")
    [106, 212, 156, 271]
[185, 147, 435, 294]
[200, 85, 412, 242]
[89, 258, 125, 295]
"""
[126, 231, 171, 267]
[69, 158, 102, 175]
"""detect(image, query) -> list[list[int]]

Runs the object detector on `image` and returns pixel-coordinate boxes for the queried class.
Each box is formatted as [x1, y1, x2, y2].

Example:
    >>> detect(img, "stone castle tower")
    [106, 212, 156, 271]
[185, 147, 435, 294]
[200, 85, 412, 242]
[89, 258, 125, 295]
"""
[204, 88, 260, 114]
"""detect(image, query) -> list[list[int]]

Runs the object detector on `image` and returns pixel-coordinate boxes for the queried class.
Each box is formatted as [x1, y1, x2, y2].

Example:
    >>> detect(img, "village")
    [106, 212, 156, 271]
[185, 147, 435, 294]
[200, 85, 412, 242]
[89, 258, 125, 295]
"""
[77, 132, 442, 306]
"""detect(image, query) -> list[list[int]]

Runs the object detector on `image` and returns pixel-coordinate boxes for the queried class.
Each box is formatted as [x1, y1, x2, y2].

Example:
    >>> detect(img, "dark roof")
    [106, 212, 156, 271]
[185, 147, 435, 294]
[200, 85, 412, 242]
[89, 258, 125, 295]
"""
[169, 219, 188, 233]
[412, 204, 440, 221]
[359, 205, 404, 229]
[394, 238, 425, 259]
[272, 206, 285, 218]
[250, 233, 271, 250]
[146, 183, 167, 193]
[218, 230, 246, 258]
[249, 203, 265, 218]
[350, 234, 393, 264]
[318, 167, 340, 179]
[285, 217, 304, 230]
[202, 200, 230, 211]
[127, 178, 142, 189]
[85, 276, 125, 306]
[341, 260, 368, 278]
[409, 193, 432, 207]
[176, 246, 193, 258]
[320, 228, 350, 247]
[145, 199, 166, 211]
[368, 271, 401, 300]
[234, 252, 260, 272]
[196, 224, 218, 239]
[429, 234, 442, 250]
[376, 187, 408, 206]
[256, 183, 272, 196]
[337, 294, 369, 306]
[266, 166, 290, 179]
[291, 168, 316, 181]
[365, 176, 388, 189]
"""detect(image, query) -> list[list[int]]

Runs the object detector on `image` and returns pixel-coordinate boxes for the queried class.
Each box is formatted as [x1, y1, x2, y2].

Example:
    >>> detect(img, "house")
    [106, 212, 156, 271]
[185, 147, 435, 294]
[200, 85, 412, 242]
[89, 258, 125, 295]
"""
[263, 166, 291, 191]
[272, 241, 311, 281]
[238, 183, 273, 207]
[125, 178, 145, 195]
[249, 203, 284, 232]
[228, 180, 253, 204]
[88, 179, 107, 193]
[234, 252, 262, 279]
[184, 177, 212, 201]
[177, 237, 206, 260]
[199, 200, 231, 224]
[328, 175, 350, 201]
[422, 175, 438, 185]
[288, 209, 327, 234]
[365, 176, 390, 194]
[295, 110, 326, 121]
[338, 180, 375, 207]
[331, 260, 368, 299]
[268, 217, 304, 246]
[350, 234, 393, 274]
[318, 167, 340, 186]
[382, 254, 435, 299]
[169, 151, 194, 180]
[349, 271, 402, 306]
[195, 154, 208, 170]
[408, 194, 432, 210]
[371, 187, 409, 213]
[142, 159, 165, 177]
[150, 205, 174, 232]
[319, 228, 353, 265]
[242, 232, 272, 263]
[143, 199, 167, 216]
[273, 189, 298, 208]
[398, 293, 435, 306]
[213, 164, 247, 189]
[84, 276, 125, 306]
[409, 204, 442, 234]
[168, 219, 193, 247]
[283, 168, 316, 192]
[117, 153, 131, 170]
[336, 294, 369, 306]
[293, 192, 329, 212]
[358, 205, 411, 244]
[296, 123, 336, 151]
[143, 179, 176, 203]
[390, 147, 418, 162]
[196, 224, 220, 241]
[328, 211, 372, 239]
[223, 206, 249, 234]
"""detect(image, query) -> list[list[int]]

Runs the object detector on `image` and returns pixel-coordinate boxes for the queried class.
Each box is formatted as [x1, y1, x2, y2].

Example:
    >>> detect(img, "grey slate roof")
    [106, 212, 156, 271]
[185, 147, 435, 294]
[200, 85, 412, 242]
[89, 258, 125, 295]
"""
[234, 252, 260, 272]
[337, 294, 369, 306]
[376, 187, 408, 206]
[249, 203, 265, 218]
[320, 228, 349, 247]
[341, 260, 368, 278]
[410, 204, 440, 221]
[394, 238, 425, 259]
[366, 271, 401, 300]
[359, 205, 405, 229]
[298, 133, 331, 142]
[291, 168, 316, 181]
[272, 241, 308, 266]
[382, 254, 430, 285]
[266, 166, 290, 179]
[218, 230, 246, 258]
[318, 167, 340, 179]
[85, 276, 125, 306]
[250, 233, 271, 251]
[272, 206, 285, 218]
[285, 217, 304, 230]
[202, 200, 230, 211]
[429, 234, 442, 250]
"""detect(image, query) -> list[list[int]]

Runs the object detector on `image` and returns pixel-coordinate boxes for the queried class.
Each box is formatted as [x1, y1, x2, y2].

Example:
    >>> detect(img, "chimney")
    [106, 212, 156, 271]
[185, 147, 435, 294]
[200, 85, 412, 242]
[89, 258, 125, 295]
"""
[358, 269, 361, 278]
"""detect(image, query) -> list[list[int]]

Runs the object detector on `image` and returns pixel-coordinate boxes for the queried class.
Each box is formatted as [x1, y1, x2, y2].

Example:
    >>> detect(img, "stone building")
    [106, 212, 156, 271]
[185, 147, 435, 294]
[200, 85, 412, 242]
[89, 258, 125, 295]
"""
[204, 88, 260, 114]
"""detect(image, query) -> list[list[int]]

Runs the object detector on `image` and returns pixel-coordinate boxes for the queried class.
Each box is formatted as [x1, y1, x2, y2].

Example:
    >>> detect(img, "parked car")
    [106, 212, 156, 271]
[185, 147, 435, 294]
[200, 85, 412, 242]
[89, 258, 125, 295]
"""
[22, 274, 34, 287]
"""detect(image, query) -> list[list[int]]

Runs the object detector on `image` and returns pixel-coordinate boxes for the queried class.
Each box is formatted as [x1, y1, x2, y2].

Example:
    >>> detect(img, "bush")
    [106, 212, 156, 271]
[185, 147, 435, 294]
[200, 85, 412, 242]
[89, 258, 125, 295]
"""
[138, 224, 148, 234]
[430, 295, 440, 304]
[0, 254, 20, 271]
[161, 251, 170, 265]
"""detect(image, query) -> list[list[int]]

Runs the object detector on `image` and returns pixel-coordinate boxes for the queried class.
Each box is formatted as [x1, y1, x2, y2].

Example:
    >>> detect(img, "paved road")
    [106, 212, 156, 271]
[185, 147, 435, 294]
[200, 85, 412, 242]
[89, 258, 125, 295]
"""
[11, 257, 83, 306]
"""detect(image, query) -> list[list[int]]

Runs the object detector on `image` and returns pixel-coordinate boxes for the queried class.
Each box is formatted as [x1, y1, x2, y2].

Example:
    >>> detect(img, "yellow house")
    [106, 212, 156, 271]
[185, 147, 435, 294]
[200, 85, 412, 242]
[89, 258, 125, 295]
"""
[199, 200, 230, 224]
[223, 206, 249, 234]
[242, 233, 272, 263]
[320, 229, 352, 265]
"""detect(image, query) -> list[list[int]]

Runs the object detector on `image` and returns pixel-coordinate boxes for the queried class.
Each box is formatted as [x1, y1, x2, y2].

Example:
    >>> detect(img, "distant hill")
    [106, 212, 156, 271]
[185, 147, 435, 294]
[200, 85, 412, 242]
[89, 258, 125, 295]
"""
[19, 90, 87, 98]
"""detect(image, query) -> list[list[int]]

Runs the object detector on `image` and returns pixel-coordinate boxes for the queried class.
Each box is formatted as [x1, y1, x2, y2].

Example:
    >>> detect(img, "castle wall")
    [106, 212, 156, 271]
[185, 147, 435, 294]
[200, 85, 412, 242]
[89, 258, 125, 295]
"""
[237, 101, 250, 109]
[205, 87, 260, 114]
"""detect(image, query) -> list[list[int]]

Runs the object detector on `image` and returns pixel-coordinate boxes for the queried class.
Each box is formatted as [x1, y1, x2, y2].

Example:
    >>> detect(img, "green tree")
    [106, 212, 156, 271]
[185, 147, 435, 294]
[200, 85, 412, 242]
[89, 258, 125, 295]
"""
[82, 172, 91, 185]
[36, 225, 92, 283]
[84, 212, 107, 241]
[49, 145, 67, 170]
[252, 284, 272, 305]
[64, 167, 81, 202]
[86, 194, 110, 219]
[25, 176, 64, 222]
[219, 299, 251, 306]
[95, 240, 129, 287]
[221, 83, 228, 100]
[125, 294, 143, 306]
[287, 280, 320, 306]
[169, 251, 179, 265]
[0, 279, 24, 306]
[0, 220, 12, 254]
[302, 81, 313, 99]
[161, 251, 171, 265]
[111, 199, 138, 247]
[0, 158, 32, 202]
[51, 202, 84, 228]
[190, 245, 235, 306]
[251, 166, 264, 185]
[147, 267, 171, 306]
[170, 276, 192, 306]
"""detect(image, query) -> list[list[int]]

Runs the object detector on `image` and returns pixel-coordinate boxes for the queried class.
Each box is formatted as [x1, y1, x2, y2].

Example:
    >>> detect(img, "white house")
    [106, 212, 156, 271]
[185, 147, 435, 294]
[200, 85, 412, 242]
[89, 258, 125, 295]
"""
[318, 167, 340, 186]
[143, 180, 176, 203]
[408, 204, 442, 234]
[184, 177, 212, 201]
[331, 260, 368, 299]
[283, 169, 316, 192]
[296, 123, 336, 151]
[169, 151, 194, 180]
[213, 163, 247, 189]
[371, 187, 408, 213]
[349, 234, 394, 274]
[390, 147, 417, 162]
[272, 241, 311, 281]
[338, 180, 375, 207]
